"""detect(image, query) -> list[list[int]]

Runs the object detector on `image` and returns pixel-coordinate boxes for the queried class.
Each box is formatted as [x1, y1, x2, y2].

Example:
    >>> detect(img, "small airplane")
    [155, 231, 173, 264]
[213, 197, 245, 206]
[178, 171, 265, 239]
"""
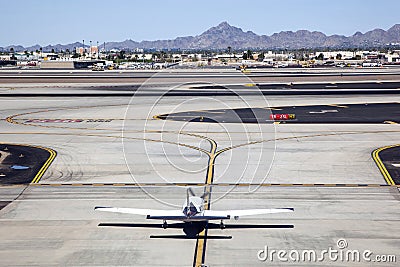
[95, 188, 294, 238]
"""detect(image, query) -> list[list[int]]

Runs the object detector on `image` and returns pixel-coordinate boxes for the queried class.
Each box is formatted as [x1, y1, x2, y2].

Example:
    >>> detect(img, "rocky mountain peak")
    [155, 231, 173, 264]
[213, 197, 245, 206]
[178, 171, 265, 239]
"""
[216, 21, 231, 29]
[201, 21, 243, 36]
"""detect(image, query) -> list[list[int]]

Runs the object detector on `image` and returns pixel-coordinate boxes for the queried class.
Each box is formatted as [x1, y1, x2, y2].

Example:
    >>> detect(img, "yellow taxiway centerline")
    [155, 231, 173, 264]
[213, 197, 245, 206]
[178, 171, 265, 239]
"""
[194, 138, 217, 267]
[372, 145, 398, 186]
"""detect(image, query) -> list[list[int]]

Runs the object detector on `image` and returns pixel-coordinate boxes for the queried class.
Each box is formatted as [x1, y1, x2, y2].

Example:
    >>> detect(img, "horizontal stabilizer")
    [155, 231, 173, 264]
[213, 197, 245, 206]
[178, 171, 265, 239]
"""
[98, 222, 187, 228]
[208, 223, 294, 229]
[146, 215, 230, 220]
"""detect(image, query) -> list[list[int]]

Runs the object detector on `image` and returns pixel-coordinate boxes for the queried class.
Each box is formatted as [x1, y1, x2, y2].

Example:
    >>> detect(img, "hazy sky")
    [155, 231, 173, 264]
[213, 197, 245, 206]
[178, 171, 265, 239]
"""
[1, 0, 400, 46]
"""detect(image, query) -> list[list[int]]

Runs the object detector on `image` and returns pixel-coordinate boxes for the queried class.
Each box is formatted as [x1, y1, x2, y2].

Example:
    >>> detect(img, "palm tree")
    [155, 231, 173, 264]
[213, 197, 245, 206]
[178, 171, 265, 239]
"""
[247, 50, 253, 60]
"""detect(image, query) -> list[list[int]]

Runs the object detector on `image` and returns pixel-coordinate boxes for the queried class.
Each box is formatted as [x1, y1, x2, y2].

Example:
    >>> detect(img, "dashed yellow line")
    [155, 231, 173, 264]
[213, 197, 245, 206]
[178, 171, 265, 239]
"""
[372, 145, 399, 185]
[263, 107, 283, 111]
[23, 183, 399, 187]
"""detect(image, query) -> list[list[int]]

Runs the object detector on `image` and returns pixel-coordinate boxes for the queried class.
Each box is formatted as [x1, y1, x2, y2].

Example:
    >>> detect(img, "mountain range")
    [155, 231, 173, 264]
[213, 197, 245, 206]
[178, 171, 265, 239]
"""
[2, 22, 400, 52]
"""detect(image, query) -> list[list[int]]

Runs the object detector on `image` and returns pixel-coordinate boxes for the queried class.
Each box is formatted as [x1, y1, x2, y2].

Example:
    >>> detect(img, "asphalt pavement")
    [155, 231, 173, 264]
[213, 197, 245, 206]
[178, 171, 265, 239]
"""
[159, 103, 400, 124]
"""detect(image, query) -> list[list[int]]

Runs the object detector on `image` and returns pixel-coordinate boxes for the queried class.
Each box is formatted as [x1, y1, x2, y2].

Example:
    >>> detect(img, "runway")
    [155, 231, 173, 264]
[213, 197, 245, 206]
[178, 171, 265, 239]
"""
[0, 69, 399, 266]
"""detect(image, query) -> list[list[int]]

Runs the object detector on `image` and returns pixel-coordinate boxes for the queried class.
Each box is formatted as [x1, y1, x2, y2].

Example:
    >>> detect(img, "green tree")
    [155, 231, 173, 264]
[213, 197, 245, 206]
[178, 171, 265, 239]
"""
[336, 53, 342, 60]
[317, 53, 324, 60]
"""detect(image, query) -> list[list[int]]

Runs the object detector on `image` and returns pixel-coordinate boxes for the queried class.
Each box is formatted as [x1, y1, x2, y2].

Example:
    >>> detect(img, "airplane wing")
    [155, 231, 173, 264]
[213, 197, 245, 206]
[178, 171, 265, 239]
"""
[94, 206, 184, 219]
[203, 208, 293, 219]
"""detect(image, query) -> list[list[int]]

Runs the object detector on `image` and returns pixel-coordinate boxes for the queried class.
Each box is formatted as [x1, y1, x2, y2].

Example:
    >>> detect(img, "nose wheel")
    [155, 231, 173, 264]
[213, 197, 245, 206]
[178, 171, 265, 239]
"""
[220, 220, 225, 230]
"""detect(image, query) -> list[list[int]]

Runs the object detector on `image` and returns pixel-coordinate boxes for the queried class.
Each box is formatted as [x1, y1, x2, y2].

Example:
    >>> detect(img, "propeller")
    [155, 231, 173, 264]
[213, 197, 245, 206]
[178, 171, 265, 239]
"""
[187, 186, 210, 199]
[188, 187, 196, 196]
[200, 191, 210, 199]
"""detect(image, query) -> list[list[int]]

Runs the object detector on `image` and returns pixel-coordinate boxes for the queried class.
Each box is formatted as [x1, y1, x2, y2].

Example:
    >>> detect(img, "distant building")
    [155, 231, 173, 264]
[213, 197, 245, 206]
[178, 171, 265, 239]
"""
[0, 55, 11, 60]
[76, 47, 85, 55]
[387, 51, 400, 63]
[315, 51, 355, 60]
[90, 46, 98, 56]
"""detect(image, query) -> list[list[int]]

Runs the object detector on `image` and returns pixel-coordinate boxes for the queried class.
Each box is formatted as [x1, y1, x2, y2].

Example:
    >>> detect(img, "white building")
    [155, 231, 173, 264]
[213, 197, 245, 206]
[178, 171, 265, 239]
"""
[387, 51, 400, 63]
[315, 51, 355, 60]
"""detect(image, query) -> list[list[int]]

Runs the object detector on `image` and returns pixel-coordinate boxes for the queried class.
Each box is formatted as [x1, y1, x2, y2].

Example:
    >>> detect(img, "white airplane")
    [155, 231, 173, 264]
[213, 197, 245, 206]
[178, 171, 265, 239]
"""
[95, 188, 294, 238]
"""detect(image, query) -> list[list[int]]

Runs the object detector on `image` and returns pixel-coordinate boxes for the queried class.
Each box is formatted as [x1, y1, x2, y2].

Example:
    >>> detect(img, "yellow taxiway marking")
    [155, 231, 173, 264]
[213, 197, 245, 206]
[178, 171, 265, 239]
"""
[194, 138, 217, 267]
[152, 115, 162, 120]
[372, 145, 399, 185]
[263, 107, 283, 111]
[244, 83, 256, 87]
[328, 104, 348, 108]
[384, 121, 398, 124]
[31, 146, 57, 183]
